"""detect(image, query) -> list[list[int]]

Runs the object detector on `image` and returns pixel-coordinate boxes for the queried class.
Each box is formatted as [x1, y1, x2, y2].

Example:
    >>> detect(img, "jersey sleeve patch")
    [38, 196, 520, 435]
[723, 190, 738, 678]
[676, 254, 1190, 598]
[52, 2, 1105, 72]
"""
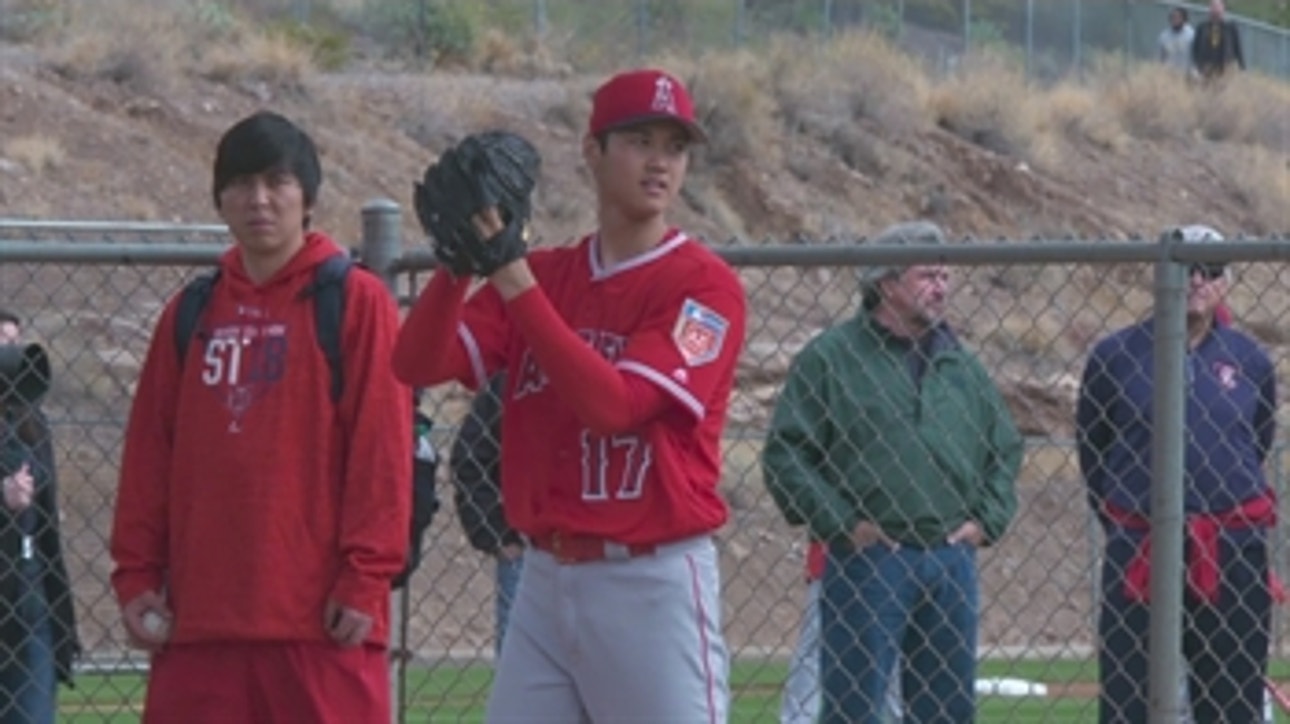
[672, 298, 729, 367]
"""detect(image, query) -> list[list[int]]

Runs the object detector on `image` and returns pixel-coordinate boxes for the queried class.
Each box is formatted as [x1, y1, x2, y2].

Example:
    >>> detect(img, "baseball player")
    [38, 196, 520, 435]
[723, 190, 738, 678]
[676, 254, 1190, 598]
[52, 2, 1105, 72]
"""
[394, 67, 745, 722]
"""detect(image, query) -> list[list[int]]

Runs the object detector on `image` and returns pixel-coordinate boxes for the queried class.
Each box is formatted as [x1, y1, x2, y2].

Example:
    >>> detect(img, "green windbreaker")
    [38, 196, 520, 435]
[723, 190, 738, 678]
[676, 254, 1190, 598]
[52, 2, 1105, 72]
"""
[762, 312, 1022, 546]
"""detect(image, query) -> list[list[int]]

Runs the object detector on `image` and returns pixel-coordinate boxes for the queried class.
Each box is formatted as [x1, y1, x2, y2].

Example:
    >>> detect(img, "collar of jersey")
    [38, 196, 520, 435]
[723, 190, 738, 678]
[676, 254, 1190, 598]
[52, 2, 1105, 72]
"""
[588, 228, 688, 280]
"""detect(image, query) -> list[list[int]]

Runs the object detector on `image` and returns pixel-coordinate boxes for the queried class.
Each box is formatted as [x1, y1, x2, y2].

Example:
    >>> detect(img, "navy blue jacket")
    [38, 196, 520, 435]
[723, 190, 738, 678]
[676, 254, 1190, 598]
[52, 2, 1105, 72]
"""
[1077, 320, 1276, 521]
[450, 374, 521, 554]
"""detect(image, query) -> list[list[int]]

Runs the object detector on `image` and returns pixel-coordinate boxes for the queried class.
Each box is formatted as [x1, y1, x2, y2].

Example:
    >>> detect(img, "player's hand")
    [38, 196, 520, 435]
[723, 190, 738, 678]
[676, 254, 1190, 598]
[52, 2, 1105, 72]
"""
[2, 463, 33, 512]
[122, 590, 172, 652]
[850, 520, 899, 550]
[946, 520, 984, 548]
[325, 599, 373, 648]
[471, 207, 505, 241]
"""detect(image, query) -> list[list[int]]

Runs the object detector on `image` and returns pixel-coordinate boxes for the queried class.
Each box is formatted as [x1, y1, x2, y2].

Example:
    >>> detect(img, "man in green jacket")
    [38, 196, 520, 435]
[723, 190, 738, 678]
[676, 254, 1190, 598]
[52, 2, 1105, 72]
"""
[762, 220, 1022, 724]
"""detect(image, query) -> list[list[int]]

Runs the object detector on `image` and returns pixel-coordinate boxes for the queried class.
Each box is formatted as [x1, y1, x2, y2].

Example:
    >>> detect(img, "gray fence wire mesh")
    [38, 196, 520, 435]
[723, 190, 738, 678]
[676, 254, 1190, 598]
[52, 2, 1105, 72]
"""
[4, 212, 1290, 722]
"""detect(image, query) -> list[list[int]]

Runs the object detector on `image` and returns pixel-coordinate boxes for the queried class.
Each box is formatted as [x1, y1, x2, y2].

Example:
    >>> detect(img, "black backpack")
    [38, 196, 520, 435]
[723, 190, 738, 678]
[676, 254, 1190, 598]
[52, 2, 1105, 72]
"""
[172, 253, 437, 589]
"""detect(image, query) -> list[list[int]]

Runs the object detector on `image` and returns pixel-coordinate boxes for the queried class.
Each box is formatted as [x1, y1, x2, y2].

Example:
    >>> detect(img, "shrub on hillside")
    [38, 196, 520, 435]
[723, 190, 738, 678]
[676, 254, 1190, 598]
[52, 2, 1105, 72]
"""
[929, 51, 1037, 157]
[1195, 73, 1290, 148]
[1101, 64, 1198, 141]
[362, 0, 474, 65]
[269, 20, 351, 72]
[689, 51, 779, 166]
[770, 30, 931, 137]
[0, 0, 65, 42]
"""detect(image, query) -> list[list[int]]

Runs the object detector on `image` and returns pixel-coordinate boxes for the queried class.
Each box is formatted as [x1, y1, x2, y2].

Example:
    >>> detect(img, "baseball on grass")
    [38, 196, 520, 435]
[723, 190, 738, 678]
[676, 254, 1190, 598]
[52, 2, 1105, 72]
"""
[141, 610, 169, 638]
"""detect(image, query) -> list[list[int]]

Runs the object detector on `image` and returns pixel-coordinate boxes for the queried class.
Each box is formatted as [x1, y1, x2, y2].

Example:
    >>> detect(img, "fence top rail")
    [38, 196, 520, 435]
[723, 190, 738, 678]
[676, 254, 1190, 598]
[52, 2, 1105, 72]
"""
[396, 237, 1290, 272]
[0, 242, 227, 265]
[0, 219, 230, 234]
[6, 237, 1289, 269]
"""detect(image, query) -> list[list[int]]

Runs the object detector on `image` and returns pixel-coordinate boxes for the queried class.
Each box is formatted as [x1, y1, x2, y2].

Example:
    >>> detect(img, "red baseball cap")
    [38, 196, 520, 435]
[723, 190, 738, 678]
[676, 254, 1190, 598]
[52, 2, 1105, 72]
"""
[588, 68, 707, 143]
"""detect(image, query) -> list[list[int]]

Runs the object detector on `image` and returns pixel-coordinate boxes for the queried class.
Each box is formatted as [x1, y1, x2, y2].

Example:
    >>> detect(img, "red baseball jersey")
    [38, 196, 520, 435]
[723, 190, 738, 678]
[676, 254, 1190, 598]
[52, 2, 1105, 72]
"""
[460, 230, 746, 545]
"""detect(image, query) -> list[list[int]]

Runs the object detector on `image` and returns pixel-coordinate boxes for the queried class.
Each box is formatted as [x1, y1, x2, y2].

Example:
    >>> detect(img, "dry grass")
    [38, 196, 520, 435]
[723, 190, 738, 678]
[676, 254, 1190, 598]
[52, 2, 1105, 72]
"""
[1194, 73, 1290, 147]
[1224, 146, 1290, 233]
[202, 30, 315, 88]
[4, 134, 65, 174]
[687, 50, 780, 165]
[35, 0, 314, 92]
[472, 29, 571, 78]
[1039, 83, 1128, 153]
[1100, 64, 1198, 141]
[770, 31, 931, 136]
[41, 3, 189, 93]
[928, 51, 1038, 157]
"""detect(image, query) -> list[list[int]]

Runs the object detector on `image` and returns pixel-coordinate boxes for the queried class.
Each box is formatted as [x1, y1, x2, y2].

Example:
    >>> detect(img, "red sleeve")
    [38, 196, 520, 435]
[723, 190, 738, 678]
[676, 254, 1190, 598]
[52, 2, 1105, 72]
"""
[505, 288, 673, 435]
[110, 300, 181, 607]
[458, 282, 514, 390]
[391, 269, 474, 387]
[616, 269, 746, 421]
[806, 541, 827, 582]
[329, 273, 414, 618]
[1215, 302, 1233, 327]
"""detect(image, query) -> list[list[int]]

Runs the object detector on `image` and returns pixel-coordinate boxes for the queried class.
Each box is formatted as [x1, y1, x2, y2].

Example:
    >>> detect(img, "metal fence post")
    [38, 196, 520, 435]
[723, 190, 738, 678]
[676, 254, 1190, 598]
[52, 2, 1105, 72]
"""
[1148, 229, 1187, 724]
[1025, 0, 1035, 79]
[361, 198, 403, 295]
[732, 0, 745, 45]
[359, 198, 405, 724]
[635, 0, 649, 63]
[1276, 442, 1286, 657]
[533, 0, 548, 42]
[1072, 0, 1083, 78]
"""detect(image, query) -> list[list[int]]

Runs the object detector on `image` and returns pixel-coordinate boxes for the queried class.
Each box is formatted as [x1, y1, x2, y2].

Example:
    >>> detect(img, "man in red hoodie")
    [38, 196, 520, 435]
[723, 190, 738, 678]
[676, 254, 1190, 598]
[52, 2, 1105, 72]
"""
[110, 111, 412, 723]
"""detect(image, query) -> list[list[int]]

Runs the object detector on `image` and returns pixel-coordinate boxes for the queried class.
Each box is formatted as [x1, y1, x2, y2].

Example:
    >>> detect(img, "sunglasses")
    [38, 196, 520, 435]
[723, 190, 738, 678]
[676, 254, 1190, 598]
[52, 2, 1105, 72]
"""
[1190, 263, 1226, 281]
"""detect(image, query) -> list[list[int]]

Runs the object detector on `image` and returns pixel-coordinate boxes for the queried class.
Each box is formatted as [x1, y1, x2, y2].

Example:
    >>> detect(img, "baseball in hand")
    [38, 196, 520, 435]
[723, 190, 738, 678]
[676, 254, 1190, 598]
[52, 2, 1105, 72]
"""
[141, 610, 170, 638]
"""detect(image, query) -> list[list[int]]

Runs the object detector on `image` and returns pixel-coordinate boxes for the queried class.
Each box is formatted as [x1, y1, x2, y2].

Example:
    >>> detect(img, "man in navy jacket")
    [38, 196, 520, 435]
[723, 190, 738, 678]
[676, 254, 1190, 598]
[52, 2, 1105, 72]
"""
[1077, 225, 1277, 724]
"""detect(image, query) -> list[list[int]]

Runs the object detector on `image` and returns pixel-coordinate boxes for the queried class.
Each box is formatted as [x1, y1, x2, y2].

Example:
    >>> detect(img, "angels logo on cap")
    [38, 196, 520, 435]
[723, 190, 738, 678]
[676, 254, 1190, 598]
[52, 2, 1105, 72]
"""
[651, 75, 678, 115]
[589, 68, 707, 143]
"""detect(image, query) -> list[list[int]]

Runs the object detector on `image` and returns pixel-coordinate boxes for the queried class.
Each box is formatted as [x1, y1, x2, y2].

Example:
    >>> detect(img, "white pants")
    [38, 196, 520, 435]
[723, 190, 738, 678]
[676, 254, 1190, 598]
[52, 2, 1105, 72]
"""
[486, 536, 729, 723]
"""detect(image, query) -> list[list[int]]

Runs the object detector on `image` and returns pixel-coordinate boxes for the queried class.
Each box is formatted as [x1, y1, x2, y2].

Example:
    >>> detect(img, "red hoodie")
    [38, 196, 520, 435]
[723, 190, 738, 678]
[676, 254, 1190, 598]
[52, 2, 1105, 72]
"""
[110, 232, 412, 647]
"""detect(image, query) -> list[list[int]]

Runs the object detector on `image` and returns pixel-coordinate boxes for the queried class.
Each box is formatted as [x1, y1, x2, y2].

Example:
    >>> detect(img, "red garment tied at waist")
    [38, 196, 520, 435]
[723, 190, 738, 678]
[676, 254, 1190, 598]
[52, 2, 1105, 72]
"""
[1104, 492, 1286, 605]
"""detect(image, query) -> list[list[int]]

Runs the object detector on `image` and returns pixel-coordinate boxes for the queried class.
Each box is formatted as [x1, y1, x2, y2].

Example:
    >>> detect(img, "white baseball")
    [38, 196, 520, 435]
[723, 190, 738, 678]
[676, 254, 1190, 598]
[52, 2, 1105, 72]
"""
[141, 610, 169, 638]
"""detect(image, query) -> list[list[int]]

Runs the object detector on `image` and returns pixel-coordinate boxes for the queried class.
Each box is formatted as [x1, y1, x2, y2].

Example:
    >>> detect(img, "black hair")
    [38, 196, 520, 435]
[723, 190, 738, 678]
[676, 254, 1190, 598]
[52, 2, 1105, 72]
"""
[0, 308, 22, 328]
[211, 111, 322, 218]
[862, 287, 882, 311]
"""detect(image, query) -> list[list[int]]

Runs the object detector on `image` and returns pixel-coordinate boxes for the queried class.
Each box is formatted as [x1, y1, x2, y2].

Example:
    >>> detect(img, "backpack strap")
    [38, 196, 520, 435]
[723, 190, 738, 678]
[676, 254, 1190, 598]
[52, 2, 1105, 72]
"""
[174, 269, 221, 366]
[297, 253, 353, 403]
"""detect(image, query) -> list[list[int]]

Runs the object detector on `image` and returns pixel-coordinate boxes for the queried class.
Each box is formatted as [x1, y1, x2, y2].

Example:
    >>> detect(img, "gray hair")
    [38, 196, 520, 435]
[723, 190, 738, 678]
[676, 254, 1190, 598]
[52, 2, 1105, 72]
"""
[1178, 224, 1224, 244]
[858, 220, 947, 308]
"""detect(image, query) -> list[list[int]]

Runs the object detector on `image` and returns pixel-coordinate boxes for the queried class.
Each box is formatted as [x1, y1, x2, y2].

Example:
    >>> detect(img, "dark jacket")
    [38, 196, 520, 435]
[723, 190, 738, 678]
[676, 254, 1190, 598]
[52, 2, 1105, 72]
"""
[762, 313, 1022, 546]
[392, 406, 441, 590]
[450, 375, 521, 554]
[0, 406, 80, 685]
[1192, 18, 1244, 75]
[1077, 320, 1276, 523]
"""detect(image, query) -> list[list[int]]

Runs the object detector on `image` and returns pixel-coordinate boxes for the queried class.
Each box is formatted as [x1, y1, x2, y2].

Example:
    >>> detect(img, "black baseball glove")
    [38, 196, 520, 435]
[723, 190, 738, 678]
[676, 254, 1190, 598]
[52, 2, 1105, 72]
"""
[413, 131, 542, 277]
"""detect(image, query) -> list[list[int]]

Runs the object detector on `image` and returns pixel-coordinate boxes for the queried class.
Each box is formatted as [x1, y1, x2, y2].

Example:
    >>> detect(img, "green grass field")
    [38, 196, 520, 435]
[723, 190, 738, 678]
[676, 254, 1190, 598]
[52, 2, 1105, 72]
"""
[55, 657, 1290, 722]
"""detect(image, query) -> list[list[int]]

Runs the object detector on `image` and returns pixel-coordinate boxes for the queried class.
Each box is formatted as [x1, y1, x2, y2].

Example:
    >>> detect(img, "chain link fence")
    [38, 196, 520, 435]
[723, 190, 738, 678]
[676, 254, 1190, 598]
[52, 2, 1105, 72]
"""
[4, 211, 1290, 721]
